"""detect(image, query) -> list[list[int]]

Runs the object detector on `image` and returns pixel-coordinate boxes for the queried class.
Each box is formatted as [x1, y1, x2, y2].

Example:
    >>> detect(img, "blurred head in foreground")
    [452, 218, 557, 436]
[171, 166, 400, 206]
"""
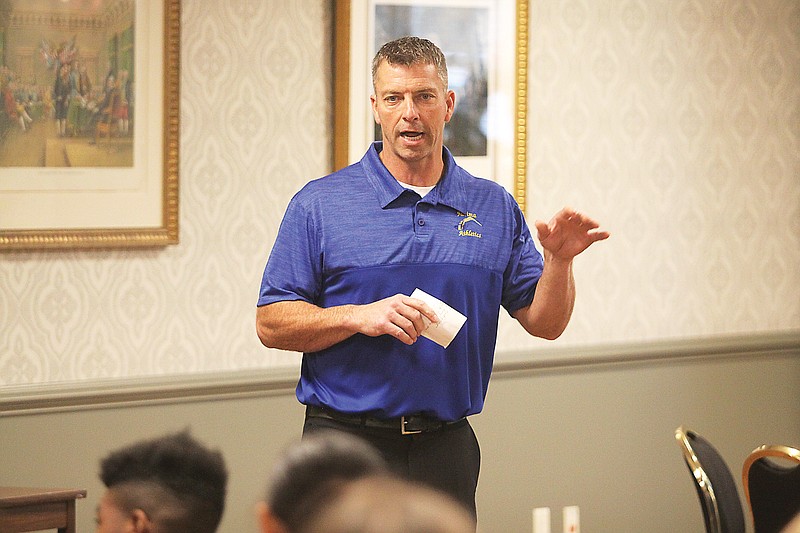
[300, 474, 476, 533]
[96, 430, 228, 533]
[257, 431, 389, 533]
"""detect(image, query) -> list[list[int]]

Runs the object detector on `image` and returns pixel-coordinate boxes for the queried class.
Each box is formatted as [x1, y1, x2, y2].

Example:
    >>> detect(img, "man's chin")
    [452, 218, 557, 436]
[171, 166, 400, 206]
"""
[380, 139, 435, 164]
[398, 148, 432, 163]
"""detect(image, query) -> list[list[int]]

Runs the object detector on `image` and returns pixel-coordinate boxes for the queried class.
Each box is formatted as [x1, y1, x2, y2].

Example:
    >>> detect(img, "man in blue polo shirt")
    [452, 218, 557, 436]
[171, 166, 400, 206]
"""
[256, 36, 608, 519]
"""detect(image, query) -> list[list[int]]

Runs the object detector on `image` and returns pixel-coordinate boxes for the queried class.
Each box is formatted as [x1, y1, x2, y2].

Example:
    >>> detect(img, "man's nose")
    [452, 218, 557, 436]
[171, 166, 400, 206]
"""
[401, 98, 419, 120]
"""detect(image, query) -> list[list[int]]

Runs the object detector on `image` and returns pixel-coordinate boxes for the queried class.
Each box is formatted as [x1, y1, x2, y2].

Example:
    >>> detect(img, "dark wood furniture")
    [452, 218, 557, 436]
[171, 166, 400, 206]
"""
[0, 487, 87, 533]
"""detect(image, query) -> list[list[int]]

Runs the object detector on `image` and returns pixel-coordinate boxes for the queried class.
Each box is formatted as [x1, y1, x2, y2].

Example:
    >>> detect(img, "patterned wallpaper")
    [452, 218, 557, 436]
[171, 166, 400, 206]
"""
[505, 0, 800, 352]
[0, 0, 798, 386]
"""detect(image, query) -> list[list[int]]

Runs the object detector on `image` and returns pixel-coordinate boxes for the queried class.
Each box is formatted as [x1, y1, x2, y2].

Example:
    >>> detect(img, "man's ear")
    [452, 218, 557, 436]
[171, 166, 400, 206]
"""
[130, 509, 152, 533]
[444, 89, 456, 123]
[370, 94, 381, 125]
[255, 501, 289, 533]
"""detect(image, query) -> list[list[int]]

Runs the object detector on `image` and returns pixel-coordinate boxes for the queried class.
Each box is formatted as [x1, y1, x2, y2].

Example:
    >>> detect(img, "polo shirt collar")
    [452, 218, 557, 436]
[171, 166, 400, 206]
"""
[361, 142, 469, 212]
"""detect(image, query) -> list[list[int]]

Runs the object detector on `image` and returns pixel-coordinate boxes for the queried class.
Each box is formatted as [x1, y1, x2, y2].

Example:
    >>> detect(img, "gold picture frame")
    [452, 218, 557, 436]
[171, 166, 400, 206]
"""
[0, 0, 180, 251]
[333, 0, 528, 211]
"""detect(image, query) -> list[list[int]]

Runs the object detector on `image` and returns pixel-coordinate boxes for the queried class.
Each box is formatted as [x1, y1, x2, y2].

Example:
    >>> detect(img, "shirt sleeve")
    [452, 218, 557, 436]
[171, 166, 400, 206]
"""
[257, 193, 322, 307]
[500, 198, 543, 314]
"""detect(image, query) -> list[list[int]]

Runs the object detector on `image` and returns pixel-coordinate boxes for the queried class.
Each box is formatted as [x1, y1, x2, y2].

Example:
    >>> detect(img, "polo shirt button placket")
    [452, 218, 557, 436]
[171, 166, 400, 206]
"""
[414, 203, 431, 238]
[416, 216, 430, 237]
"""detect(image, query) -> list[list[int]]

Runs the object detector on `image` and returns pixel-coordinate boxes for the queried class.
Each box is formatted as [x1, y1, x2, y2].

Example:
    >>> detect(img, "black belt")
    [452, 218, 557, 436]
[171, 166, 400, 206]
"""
[306, 405, 464, 435]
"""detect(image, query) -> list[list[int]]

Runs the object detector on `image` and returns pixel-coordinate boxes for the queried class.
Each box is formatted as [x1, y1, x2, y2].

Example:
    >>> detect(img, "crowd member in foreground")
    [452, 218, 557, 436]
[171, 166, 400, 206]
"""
[95, 430, 228, 533]
[256, 431, 389, 533]
[299, 474, 476, 533]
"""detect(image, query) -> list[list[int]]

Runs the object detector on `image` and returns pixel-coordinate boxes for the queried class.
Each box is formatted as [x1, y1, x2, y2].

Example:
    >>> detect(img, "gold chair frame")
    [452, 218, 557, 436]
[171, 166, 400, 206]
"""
[741, 444, 800, 526]
[676, 426, 722, 533]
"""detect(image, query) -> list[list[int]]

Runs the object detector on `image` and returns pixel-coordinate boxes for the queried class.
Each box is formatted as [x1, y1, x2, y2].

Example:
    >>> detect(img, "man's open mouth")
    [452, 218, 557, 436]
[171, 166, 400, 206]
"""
[401, 131, 423, 140]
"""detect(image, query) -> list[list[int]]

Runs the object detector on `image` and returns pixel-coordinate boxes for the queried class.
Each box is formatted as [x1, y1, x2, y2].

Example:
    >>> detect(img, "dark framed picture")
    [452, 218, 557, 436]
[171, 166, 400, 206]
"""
[0, 0, 180, 250]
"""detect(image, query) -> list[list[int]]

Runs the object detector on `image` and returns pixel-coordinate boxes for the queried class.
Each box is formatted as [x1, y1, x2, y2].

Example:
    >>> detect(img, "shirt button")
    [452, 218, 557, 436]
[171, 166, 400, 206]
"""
[418, 219, 425, 226]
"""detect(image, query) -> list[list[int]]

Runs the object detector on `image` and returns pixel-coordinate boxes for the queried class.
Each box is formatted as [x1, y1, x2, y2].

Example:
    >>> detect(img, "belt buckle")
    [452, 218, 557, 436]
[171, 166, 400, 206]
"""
[401, 415, 422, 435]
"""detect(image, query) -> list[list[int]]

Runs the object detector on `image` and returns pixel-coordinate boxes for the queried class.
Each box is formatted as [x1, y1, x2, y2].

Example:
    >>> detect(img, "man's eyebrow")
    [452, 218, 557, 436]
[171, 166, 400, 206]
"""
[381, 86, 438, 95]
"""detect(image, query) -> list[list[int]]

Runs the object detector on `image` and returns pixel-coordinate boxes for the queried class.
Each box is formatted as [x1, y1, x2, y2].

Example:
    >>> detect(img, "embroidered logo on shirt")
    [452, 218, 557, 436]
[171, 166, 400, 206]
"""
[456, 211, 483, 238]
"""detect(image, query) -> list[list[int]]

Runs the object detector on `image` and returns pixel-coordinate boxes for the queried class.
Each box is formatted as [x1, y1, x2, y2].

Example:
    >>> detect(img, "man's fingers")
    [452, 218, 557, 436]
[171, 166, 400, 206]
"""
[371, 294, 444, 343]
[403, 297, 440, 325]
[391, 323, 415, 345]
[589, 228, 611, 241]
[392, 312, 420, 341]
[534, 219, 550, 240]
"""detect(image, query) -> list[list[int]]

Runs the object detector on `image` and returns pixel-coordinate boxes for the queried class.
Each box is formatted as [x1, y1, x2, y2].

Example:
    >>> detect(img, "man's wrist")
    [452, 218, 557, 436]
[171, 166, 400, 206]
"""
[543, 250, 574, 269]
[337, 304, 361, 334]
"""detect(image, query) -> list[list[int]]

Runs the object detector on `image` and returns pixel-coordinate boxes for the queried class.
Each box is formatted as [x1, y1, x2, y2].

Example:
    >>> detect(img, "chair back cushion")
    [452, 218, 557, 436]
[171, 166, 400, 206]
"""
[748, 457, 800, 533]
[689, 432, 746, 533]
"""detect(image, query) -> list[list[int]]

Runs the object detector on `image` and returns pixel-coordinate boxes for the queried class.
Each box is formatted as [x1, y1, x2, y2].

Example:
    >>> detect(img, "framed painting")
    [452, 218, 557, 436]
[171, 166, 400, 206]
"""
[334, 0, 528, 210]
[0, 0, 180, 250]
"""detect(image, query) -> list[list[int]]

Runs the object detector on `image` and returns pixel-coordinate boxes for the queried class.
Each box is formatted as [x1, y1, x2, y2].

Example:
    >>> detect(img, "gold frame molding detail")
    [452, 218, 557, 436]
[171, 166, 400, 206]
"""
[333, 0, 528, 211]
[0, 0, 180, 251]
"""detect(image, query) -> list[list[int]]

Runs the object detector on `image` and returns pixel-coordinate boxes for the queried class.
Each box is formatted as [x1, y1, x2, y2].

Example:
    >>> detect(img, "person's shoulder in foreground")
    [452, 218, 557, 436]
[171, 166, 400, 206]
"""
[95, 429, 228, 533]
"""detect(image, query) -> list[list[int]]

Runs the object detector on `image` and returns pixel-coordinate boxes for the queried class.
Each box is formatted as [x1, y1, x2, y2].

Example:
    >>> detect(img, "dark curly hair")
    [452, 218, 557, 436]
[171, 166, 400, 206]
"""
[99, 430, 228, 533]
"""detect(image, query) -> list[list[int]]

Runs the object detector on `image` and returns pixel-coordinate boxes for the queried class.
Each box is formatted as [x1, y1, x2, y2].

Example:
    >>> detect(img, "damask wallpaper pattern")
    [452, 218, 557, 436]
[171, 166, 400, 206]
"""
[499, 0, 800, 352]
[0, 0, 798, 385]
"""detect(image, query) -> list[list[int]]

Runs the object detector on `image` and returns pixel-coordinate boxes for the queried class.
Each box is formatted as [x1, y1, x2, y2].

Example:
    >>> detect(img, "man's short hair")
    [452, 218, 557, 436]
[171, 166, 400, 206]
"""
[371, 36, 448, 90]
[99, 430, 228, 533]
[266, 431, 388, 532]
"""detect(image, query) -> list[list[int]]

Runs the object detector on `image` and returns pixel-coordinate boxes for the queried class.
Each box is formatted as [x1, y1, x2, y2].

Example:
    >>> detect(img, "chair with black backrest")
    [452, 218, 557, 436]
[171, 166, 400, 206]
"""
[675, 426, 746, 533]
[742, 444, 800, 533]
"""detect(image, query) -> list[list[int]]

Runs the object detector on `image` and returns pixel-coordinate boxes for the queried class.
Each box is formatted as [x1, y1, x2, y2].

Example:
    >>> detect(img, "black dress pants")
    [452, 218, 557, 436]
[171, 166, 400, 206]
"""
[303, 413, 481, 518]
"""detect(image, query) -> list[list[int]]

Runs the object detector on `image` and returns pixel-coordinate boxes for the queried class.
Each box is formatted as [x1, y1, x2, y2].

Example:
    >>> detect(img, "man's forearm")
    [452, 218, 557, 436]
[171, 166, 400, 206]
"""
[512, 253, 575, 340]
[256, 300, 357, 353]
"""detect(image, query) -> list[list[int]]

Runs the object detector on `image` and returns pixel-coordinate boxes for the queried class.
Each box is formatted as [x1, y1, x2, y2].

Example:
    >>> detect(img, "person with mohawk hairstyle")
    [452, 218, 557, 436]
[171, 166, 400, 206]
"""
[95, 430, 228, 533]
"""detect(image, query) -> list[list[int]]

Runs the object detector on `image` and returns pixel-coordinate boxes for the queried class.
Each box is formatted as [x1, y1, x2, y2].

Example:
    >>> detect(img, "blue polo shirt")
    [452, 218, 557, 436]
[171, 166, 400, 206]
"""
[258, 143, 543, 421]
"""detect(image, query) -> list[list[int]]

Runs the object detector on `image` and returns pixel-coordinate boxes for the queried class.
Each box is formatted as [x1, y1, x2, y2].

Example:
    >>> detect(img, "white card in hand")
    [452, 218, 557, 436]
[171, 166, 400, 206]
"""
[410, 288, 467, 349]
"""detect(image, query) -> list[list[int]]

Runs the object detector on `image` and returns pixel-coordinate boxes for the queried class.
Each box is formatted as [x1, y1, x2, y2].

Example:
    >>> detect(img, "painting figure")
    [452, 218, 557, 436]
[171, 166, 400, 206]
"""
[3, 80, 32, 132]
[54, 62, 71, 137]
